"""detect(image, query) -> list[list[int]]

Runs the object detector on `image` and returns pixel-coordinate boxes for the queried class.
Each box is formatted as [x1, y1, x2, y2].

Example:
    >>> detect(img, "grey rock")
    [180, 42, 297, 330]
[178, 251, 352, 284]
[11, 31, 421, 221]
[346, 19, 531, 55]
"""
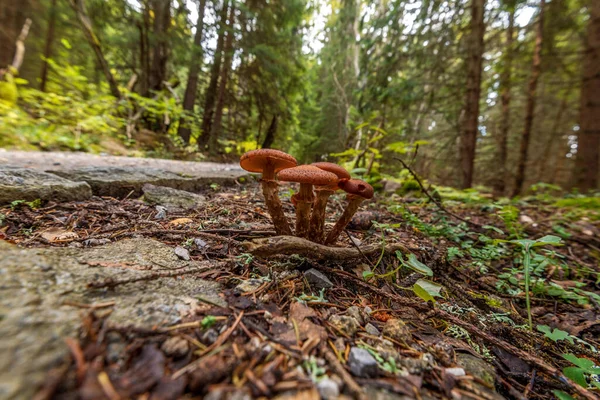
[155, 205, 168, 219]
[365, 323, 380, 336]
[329, 315, 360, 337]
[382, 318, 412, 343]
[195, 238, 208, 249]
[0, 238, 224, 400]
[0, 166, 92, 204]
[303, 268, 333, 290]
[235, 279, 263, 293]
[106, 341, 126, 364]
[202, 329, 219, 345]
[456, 353, 503, 399]
[174, 246, 191, 261]
[317, 378, 340, 399]
[51, 166, 246, 198]
[348, 347, 378, 378]
[161, 336, 190, 358]
[142, 184, 207, 211]
[347, 305, 364, 325]
[382, 180, 402, 193]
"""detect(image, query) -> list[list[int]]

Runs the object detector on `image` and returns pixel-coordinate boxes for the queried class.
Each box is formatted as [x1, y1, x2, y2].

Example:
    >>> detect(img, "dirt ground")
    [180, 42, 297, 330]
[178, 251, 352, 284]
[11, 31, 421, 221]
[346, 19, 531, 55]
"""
[1, 180, 599, 400]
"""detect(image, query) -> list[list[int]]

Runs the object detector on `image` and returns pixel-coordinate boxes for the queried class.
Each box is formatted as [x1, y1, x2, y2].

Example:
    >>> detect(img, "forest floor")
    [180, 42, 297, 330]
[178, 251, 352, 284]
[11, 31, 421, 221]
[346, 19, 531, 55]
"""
[1, 175, 600, 399]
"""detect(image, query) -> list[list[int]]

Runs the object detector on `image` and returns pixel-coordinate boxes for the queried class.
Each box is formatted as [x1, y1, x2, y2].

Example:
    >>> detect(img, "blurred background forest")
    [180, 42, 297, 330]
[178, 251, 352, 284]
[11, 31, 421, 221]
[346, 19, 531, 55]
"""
[0, 0, 598, 196]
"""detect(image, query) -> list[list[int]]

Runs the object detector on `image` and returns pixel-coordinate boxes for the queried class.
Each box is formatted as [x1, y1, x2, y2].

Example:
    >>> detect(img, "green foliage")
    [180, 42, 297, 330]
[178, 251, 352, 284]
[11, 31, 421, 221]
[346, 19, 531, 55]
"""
[537, 325, 572, 343]
[562, 354, 600, 389]
[554, 197, 600, 210]
[201, 315, 217, 329]
[412, 279, 444, 303]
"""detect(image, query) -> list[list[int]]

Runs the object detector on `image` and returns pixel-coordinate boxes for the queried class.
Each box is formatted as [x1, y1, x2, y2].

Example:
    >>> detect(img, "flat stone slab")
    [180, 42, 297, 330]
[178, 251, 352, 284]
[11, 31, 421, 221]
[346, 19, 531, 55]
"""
[0, 238, 224, 400]
[0, 166, 92, 204]
[51, 166, 247, 198]
[142, 183, 207, 211]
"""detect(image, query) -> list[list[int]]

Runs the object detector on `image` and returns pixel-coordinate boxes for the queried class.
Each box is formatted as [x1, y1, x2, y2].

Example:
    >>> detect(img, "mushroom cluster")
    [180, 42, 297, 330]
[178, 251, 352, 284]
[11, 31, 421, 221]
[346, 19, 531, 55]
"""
[240, 149, 374, 245]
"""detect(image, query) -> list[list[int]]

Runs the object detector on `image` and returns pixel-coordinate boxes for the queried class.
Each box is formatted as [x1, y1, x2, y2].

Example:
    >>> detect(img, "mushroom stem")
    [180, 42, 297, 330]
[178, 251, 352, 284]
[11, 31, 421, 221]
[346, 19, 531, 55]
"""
[308, 189, 334, 243]
[294, 183, 314, 238]
[261, 179, 292, 235]
[324, 195, 363, 245]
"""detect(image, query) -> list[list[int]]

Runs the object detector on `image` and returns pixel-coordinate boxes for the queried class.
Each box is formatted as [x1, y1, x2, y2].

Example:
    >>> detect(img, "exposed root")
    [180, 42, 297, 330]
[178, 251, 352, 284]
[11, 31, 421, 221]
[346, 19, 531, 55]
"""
[244, 235, 410, 260]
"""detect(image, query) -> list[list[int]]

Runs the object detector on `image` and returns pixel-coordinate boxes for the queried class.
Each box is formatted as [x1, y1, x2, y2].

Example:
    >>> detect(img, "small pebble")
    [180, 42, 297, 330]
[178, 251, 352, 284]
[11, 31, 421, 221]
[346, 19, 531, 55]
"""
[329, 315, 359, 337]
[155, 205, 167, 219]
[348, 347, 378, 378]
[161, 336, 190, 358]
[304, 268, 333, 289]
[174, 246, 190, 261]
[317, 378, 340, 399]
[365, 323, 380, 336]
[347, 306, 364, 325]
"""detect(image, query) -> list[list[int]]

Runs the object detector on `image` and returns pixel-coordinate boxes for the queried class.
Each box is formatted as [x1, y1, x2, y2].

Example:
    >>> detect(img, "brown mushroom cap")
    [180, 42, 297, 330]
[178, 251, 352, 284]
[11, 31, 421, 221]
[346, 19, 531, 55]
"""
[277, 165, 338, 186]
[339, 179, 374, 199]
[240, 149, 297, 173]
[311, 162, 351, 180]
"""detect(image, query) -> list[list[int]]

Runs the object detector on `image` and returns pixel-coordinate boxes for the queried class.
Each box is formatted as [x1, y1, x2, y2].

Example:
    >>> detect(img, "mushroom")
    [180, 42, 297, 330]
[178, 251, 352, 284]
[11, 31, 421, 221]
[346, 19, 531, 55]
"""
[309, 162, 351, 243]
[240, 149, 297, 235]
[277, 165, 338, 238]
[324, 179, 374, 245]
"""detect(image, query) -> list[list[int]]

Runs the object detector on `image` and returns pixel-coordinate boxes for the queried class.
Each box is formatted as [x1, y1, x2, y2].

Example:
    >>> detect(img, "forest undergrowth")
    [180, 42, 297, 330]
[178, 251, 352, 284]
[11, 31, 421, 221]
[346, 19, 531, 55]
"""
[1, 181, 599, 399]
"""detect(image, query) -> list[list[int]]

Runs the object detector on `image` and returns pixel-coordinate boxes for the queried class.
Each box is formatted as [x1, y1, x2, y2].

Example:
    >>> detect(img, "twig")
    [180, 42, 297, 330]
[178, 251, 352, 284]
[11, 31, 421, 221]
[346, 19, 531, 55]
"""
[394, 157, 484, 229]
[345, 230, 375, 266]
[87, 262, 225, 289]
[320, 343, 366, 400]
[244, 235, 411, 261]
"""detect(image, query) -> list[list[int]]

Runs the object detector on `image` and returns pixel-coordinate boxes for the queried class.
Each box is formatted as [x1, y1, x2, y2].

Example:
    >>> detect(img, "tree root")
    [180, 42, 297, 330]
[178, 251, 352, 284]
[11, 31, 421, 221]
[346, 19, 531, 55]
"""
[243, 235, 410, 260]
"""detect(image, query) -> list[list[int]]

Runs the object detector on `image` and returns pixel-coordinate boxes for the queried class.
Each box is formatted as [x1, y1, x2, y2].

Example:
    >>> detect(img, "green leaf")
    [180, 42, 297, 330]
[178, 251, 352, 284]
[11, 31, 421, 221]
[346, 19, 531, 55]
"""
[563, 366, 587, 387]
[362, 271, 374, 280]
[553, 390, 576, 400]
[532, 235, 562, 247]
[412, 279, 443, 303]
[201, 315, 216, 329]
[536, 325, 570, 342]
[399, 253, 433, 276]
[563, 354, 595, 369]
[61, 38, 72, 49]
[483, 225, 505, 235]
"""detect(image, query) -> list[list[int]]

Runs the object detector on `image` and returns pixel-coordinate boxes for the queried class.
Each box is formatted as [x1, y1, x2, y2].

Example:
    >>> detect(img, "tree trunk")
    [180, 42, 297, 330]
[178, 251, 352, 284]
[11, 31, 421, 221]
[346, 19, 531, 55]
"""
[68, 0, 120, 98]
[459, 0, 486, 189]
[40, 0, 57, 92]
[493, 6, 514, 196]
[512, 0, 545, 197]
[573, 0, 600, 192]
[149, 0, 171, 92]
[538, 92, 568, 182]
[0, 0, 26, 68]
[177, 0, 206, 144]
[198, 0, 229, 150]
[138, 0, 151, 96]
[208, 3, 235, 151]
[262, 115, 279, 149]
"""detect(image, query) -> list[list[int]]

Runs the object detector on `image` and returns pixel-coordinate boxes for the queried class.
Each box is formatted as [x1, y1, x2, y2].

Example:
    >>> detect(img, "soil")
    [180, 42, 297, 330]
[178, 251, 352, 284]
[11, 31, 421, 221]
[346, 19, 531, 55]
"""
[0, 176, 599, 400]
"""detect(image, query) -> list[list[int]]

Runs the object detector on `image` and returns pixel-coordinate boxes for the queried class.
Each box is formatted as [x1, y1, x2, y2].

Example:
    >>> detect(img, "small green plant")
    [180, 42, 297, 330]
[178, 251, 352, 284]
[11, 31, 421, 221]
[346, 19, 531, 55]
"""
[210, 183, 221, 191]
[537, 325, 597, 352]
[10, 199, 41, 210]
[201, 315, 217, 329]
[236, 253, 254, 266]
[501, 235, 562, 330]
[358, 342, 401, 374]
[302, 356, 327, 382]
[561, 354, 600, 389]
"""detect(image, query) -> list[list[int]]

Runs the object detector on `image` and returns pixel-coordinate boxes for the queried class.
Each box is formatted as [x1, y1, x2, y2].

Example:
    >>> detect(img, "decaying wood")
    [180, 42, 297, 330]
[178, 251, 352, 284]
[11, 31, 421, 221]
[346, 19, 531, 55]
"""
[244, 235, 410, 260]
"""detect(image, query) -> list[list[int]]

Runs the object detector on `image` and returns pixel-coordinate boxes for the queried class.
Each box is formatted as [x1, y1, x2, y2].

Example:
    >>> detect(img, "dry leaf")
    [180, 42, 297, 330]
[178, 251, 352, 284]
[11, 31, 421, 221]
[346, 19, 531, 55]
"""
[41, 228, 79, 243]
[168, 218, 194, 227]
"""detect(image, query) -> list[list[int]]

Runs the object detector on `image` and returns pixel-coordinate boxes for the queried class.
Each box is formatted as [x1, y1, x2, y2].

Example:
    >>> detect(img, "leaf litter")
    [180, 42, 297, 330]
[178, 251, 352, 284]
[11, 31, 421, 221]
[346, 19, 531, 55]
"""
[1, 183, 600, 400]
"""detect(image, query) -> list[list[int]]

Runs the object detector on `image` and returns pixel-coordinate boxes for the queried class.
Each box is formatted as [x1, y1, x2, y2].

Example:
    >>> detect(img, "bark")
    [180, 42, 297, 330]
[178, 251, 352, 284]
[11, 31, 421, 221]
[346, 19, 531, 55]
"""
[68, 0, 120, 98]
[459, 0, 486, 189]
[512, 0, 545, 197]
[40, 0, 57, 92]
[0, 0, 26, 68]
[198, 0, 229, 150]
[573, 0, 600, 192]
[261, 115, 278, 149]
[208, 3, 235, 150]
[538, 93, 568, 182]
[149, 0, 171, 92]
[138, 1, 151, 96]
[177, 0, 206, 144]
[493, 7, 514, 196]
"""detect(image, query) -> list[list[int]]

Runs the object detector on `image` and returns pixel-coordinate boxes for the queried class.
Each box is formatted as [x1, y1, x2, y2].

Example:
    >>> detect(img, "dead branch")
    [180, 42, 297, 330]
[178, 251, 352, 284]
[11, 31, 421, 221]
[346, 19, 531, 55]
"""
[394, 157, 485, 229]
[244, 235, 411, 261]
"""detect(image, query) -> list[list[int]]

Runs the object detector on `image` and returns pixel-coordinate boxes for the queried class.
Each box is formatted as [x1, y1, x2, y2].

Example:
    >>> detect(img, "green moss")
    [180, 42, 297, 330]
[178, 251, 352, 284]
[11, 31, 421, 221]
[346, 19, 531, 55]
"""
[554, 197, 600, 210]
